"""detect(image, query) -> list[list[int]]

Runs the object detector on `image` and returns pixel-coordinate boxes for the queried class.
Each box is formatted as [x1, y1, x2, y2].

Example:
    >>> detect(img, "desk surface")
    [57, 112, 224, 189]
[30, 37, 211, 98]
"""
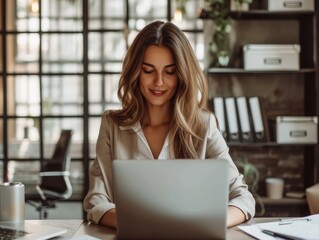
[27, 218, 280, 240]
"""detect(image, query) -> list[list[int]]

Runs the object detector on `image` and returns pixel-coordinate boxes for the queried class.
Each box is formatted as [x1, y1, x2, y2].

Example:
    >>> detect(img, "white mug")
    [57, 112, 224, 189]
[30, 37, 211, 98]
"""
[265, 178, 284, 199]
[0, 182, 25, 222]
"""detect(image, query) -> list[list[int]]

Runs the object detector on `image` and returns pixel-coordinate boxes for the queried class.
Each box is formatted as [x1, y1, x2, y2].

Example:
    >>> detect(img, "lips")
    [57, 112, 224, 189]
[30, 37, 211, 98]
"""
[150, 89, 167, 96]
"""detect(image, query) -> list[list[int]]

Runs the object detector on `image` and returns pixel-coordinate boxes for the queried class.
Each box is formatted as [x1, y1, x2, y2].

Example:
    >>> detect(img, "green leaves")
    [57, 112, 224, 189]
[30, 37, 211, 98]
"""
[205, 0, 232, 67]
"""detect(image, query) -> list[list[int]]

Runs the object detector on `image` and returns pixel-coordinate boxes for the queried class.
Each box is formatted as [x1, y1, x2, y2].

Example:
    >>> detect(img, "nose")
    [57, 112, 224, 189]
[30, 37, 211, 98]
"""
[154, 72, 164, 86]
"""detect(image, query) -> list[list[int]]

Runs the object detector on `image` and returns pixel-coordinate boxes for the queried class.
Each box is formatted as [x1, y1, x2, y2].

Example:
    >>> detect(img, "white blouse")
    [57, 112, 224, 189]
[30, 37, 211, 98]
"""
[132, 122, 169, 160]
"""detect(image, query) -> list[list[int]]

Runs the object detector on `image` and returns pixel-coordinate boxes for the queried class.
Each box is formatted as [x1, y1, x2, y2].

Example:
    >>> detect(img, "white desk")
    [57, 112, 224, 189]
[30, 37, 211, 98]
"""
[26, 218, 280, 239]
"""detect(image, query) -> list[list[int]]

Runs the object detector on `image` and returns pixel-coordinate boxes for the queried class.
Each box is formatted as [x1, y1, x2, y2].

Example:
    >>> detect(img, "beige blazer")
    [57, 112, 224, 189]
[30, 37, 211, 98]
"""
[83, 111, 256, 224]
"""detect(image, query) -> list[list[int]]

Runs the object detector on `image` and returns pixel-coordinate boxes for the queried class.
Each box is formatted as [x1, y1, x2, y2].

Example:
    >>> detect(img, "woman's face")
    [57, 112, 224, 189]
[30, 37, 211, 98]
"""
[139, 45, 178, 110]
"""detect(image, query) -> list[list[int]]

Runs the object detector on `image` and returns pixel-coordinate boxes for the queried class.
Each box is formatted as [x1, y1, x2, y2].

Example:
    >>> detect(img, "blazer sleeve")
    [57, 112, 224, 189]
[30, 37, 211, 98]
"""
[205, 113, 256, 220]
[83, 113, 116, 224]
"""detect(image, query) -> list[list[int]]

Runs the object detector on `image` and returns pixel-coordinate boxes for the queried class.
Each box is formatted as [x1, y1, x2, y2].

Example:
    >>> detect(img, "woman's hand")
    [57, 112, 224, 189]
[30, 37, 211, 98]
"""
[227, 206, 246, 228]
[100, 208, 117, 228]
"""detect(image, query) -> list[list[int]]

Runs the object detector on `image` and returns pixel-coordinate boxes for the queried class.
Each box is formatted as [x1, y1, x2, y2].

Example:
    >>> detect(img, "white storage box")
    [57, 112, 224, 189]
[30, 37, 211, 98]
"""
[268, 0, 314, 12]
[276, 116, 318, 144]
[243, 44, 300, 71]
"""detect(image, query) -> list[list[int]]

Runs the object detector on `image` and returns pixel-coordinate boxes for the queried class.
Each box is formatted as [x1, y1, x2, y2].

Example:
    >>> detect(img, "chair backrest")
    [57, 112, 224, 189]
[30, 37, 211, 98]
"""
[39, 130, 73, 199]
[41, 130, 73, 172]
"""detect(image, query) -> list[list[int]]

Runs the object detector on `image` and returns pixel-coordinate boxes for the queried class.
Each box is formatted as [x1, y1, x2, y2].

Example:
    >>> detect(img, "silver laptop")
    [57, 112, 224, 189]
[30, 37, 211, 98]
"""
[0, 221, 67, 240]
[113, 159, 229, 240]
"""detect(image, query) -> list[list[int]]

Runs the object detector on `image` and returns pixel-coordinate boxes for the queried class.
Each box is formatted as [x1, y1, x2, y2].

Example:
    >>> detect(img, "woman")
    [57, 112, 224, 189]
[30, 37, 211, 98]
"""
[83, 20, 255, 228]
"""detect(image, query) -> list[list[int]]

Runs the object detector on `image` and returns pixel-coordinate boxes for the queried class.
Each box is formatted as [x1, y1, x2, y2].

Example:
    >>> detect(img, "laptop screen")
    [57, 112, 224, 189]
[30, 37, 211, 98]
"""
[113, 159, 228, 240]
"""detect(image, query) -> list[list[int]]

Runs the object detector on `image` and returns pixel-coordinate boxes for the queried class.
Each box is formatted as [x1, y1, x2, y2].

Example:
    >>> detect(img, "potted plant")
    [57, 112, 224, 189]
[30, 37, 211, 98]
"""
[204, 0, 232, 67]
[203, 0, 253, 67]
[230, 0, 253, 11]
[235, 156, 265, 216]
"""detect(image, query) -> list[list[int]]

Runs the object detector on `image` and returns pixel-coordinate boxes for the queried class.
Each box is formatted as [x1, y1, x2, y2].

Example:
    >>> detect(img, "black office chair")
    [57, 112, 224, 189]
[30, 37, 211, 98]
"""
[26, 129, 73, 219]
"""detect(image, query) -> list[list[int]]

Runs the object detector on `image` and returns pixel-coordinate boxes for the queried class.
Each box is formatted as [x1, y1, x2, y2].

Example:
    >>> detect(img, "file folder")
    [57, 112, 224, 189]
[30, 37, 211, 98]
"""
[248, 97, 270, 142]
[236, 97, 254, 142]
[212, 97, 228, 140]
[225, 97, 240, 142]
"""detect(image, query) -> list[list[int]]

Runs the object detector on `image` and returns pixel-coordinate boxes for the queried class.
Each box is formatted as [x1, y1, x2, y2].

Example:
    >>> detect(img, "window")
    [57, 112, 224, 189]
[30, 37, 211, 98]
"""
[0, 0, 204, 201]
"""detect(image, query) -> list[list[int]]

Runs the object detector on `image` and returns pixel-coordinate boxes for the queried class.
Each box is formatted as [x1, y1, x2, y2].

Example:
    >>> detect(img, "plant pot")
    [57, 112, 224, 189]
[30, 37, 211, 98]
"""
[217, 50, 230, 67]
[230, 0, 249, 11]
[209, 33, 231, 68]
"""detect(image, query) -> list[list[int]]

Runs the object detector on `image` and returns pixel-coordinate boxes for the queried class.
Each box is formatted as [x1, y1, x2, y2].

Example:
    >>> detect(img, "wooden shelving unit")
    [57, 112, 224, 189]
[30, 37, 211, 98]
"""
[202, 5, 318, 217]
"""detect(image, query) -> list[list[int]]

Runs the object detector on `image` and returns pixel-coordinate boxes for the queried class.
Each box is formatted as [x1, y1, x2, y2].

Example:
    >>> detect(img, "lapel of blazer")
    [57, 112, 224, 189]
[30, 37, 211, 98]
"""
[118, 125, 138, 160]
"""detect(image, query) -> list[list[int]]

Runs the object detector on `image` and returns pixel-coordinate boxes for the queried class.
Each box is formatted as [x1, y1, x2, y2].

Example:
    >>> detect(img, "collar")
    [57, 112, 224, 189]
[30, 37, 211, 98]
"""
[119, 121, 141, 132]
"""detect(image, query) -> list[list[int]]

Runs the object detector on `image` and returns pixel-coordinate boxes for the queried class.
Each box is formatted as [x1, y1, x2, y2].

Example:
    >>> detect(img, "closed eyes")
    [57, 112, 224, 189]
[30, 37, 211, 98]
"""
[141, 66, 176, 75]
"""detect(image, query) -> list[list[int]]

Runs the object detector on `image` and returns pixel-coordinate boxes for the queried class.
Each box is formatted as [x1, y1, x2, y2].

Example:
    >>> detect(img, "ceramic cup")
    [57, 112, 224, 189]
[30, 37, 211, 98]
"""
[266, 178, 284, 199]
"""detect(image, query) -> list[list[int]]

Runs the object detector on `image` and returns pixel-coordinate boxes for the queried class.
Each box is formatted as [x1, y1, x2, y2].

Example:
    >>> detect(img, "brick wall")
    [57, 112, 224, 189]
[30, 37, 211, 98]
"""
[230, 147, 304, 196]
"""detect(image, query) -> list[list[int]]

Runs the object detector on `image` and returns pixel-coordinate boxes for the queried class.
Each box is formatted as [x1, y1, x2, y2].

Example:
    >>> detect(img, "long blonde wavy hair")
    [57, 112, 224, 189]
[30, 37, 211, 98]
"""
[109, 21, 209, 158]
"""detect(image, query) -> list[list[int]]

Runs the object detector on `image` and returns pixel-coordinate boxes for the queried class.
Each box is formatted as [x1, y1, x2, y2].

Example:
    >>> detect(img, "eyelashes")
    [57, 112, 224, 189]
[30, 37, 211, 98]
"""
[166, 70, 176, 75]
[141, 68, 176, 75]
[142, 69, 154, 74]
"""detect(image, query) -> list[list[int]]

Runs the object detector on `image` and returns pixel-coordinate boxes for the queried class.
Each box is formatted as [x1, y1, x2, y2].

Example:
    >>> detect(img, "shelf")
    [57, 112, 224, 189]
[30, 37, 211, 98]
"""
[227, 142, 316, 147]
[206, 68, 316, 74]
[261, 197, 307, 206]
[229, 10, 315, 20]
[199, 8, 315, 20]
[257, 197, 309, 217]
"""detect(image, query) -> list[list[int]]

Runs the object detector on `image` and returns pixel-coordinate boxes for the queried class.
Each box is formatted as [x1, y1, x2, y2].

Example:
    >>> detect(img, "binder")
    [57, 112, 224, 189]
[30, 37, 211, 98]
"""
[211, 97, 228, 140]
[236, 97, 254, 142]
[248, 97, 270, 142]
[225, 97, 240, 142]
